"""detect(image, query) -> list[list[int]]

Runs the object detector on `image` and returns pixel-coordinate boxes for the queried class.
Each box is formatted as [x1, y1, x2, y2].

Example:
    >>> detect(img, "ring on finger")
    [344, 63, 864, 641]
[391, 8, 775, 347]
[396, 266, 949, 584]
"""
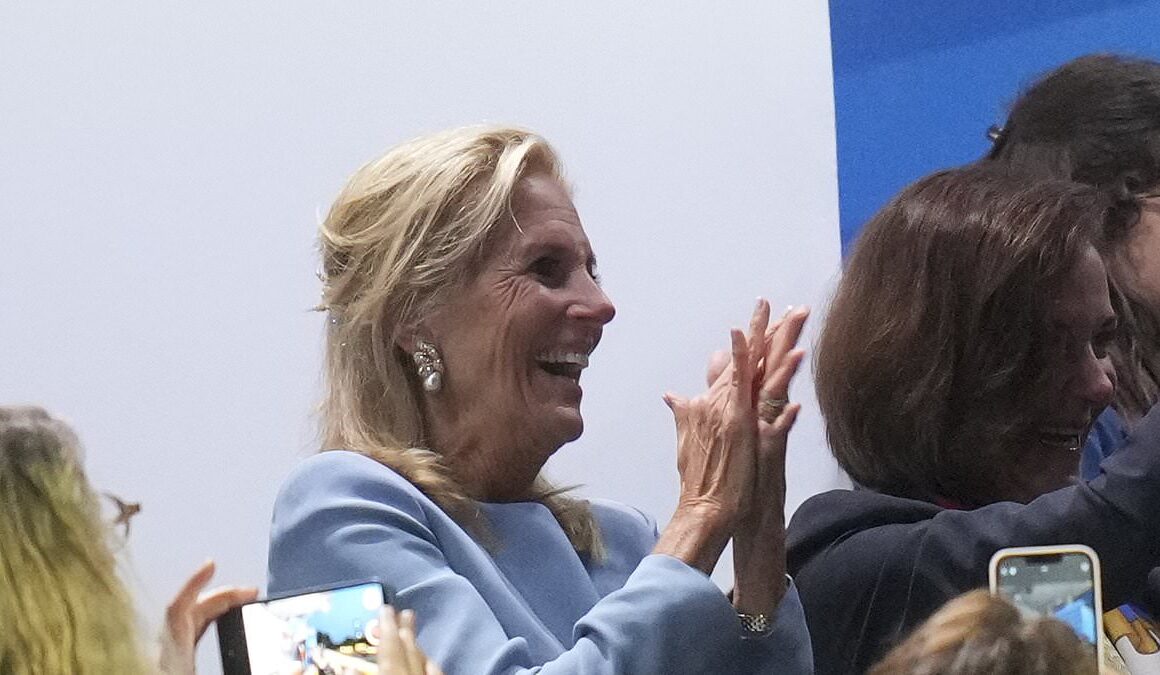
[758, 396, 789, 424]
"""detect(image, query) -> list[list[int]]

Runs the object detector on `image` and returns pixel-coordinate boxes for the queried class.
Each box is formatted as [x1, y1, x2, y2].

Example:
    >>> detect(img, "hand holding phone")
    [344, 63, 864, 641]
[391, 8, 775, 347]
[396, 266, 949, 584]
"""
[159, 560, 259, 675]
[377, 606, 444, 675]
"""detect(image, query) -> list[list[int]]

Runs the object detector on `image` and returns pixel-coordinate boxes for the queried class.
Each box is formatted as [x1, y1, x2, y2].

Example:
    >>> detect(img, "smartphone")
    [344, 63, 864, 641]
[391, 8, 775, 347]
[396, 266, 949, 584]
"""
[217, 579, 390, 675]
[989, 545, 1102, 663]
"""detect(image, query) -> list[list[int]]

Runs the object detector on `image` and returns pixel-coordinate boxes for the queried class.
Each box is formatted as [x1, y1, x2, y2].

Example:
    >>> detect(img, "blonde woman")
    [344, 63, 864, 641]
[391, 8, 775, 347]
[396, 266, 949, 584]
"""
[869, 590, 1098, 675]
[0, 405, 257, 675]
[268, 125, 813, 673]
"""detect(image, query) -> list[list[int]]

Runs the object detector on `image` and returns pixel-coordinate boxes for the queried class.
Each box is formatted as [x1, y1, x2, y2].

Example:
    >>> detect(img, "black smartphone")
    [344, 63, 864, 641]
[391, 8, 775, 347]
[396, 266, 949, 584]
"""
[217, 579, 390, 675]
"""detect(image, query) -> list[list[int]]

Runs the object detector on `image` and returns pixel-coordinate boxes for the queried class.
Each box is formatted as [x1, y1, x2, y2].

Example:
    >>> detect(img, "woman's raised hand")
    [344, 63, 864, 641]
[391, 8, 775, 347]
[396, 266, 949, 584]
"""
[697, 302, 809, 513]
[752, 306, 808, 517]
[733, 304, 809, 616]
[654, 299, 773, 573]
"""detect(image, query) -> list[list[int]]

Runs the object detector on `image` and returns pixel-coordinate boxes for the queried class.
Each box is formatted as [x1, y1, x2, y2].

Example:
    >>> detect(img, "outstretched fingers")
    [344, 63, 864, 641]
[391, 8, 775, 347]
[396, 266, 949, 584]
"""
[754, 307, 809, 487]
[759, 307, 810, 403]
[706, 299, 775, 392]
[729, 328, 752, 398]
[167, 559, 216, 620]
[747, 299, 771, 379]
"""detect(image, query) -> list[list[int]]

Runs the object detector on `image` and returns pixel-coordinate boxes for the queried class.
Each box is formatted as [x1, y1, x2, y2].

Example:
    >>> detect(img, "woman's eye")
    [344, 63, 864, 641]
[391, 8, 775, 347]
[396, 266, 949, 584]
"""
[1092, 330, 1116, 359]
[529, 257, 563, 286]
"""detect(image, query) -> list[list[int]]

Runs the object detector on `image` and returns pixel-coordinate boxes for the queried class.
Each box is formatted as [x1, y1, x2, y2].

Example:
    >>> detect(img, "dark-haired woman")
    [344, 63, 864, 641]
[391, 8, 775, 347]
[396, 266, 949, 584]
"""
[987, 53, 1160, 477]
[786, 165, 1160, 673]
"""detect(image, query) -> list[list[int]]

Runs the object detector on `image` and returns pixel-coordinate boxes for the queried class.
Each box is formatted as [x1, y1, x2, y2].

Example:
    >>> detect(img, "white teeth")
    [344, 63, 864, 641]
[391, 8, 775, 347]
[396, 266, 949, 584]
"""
[536, 352, 589, 368]
[1037, 427, 1084, 451]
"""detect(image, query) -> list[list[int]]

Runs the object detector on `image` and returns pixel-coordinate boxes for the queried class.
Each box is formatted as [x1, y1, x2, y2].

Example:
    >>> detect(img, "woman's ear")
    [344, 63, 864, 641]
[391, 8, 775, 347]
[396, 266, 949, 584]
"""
[397, 331, 419, 355]
[396, 320, 431, 354]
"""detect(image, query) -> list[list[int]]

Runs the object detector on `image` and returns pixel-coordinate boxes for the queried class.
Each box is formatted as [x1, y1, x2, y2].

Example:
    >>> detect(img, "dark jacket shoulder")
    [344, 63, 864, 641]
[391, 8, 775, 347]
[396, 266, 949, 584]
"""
[788, 489, 958, 674]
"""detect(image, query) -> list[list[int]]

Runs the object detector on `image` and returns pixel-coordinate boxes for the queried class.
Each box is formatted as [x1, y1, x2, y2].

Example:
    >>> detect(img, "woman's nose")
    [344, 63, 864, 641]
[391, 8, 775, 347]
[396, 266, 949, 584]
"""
[1077, 354, 1116, 408]
[568, 276, 616, 325]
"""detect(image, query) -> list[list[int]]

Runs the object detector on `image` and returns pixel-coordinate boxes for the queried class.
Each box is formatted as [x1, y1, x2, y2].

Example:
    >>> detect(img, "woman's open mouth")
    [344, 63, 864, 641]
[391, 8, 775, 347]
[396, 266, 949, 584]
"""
[1037, 427, 1086, 451]
[536, 351, 588, 382]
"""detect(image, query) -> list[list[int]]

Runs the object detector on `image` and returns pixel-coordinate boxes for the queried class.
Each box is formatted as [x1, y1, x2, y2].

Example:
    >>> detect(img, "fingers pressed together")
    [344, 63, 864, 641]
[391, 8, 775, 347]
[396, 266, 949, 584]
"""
[380, 606, 444, 675]
[702, 299, 809, 413]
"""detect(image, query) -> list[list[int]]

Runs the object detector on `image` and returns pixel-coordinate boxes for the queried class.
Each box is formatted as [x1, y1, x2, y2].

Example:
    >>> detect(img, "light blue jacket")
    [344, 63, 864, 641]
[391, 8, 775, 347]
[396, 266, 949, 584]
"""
[268, 451, 813, 674]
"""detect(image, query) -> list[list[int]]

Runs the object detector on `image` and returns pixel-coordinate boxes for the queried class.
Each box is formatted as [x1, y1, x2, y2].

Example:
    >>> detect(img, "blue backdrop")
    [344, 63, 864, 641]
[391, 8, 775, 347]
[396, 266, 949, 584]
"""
[830, 0, 1160, 254]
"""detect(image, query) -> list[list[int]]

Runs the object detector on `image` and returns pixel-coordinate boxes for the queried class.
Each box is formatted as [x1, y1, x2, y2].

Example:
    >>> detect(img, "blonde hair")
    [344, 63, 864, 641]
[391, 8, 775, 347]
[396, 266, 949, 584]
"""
[869, 590, 1098, 675]
[0, 406, 148, 675]
[318, 125, 602, 557]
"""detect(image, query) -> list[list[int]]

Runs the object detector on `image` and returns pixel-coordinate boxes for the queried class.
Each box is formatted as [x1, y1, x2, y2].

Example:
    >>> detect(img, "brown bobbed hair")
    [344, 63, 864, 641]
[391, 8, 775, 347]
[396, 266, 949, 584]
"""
[868, 589, 1098, 675]
[816, 165, 1113, 504]
[988, 53, 1160, 421]
[318, 125, 601, 556]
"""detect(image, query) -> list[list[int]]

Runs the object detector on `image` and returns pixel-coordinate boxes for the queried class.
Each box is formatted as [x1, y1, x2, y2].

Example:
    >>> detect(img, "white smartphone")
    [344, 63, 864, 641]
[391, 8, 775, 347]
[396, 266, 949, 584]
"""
[988, 544, 1102, 664]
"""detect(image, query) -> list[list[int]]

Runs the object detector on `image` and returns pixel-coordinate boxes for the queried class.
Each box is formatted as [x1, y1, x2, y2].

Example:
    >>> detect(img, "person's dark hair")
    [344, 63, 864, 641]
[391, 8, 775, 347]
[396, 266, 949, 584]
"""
[988, 53, 1160, 420]
[816, 165, 1115, 504]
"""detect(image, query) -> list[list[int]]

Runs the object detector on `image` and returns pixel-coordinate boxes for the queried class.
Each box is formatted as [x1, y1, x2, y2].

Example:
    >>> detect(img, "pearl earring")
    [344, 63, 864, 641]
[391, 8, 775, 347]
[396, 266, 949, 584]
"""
[413, 340, 444, 392]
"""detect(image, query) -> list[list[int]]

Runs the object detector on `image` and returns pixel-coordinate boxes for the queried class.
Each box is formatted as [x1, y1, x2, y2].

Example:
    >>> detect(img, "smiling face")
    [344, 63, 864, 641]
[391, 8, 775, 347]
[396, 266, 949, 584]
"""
[418, 174, 615, 501]
[996, 246, 1117, 502]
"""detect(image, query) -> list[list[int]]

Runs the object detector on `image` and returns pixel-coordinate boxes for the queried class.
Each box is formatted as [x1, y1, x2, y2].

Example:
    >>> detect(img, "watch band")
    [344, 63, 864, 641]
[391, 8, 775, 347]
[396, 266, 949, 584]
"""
[737, 611, 774, 638]
[736, 574, 792, 639]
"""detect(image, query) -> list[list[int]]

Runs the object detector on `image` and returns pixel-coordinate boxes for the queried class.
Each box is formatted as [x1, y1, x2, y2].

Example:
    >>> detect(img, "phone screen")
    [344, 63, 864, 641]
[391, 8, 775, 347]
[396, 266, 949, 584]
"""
[995, 551, 1097, 645]
[219, 580, 387, 675]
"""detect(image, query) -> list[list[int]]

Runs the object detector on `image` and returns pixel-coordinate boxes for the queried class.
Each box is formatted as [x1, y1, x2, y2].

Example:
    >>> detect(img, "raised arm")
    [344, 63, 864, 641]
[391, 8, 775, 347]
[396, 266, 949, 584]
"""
[656, 299, 812, 672]
[898, 404, 1160, 607]
[732, 306, 809, 621]
[788, 404, 1160, 671]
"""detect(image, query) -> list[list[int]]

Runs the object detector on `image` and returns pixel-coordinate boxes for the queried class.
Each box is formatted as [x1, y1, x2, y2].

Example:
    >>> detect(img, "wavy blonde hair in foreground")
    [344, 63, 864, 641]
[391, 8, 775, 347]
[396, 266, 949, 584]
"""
[869, 590, 1099, 675]
[318, 125, 602, 557]
[0, 406, 147, 675]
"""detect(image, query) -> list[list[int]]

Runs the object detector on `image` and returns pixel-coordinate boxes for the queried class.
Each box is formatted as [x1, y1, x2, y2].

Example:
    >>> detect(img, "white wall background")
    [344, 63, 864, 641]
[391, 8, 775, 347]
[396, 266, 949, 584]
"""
[0, 2, 845, 672]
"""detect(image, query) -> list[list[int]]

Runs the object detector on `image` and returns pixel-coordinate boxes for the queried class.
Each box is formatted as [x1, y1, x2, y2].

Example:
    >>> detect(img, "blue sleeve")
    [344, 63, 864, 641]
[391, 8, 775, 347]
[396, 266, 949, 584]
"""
[1080, 407, 1129, 481]
[268, 453, 811, 675]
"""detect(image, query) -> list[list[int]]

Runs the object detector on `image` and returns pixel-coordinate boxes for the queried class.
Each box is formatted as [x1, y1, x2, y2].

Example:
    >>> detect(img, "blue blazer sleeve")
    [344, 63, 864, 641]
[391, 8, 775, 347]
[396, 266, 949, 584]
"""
[267, 451, 811, 674]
